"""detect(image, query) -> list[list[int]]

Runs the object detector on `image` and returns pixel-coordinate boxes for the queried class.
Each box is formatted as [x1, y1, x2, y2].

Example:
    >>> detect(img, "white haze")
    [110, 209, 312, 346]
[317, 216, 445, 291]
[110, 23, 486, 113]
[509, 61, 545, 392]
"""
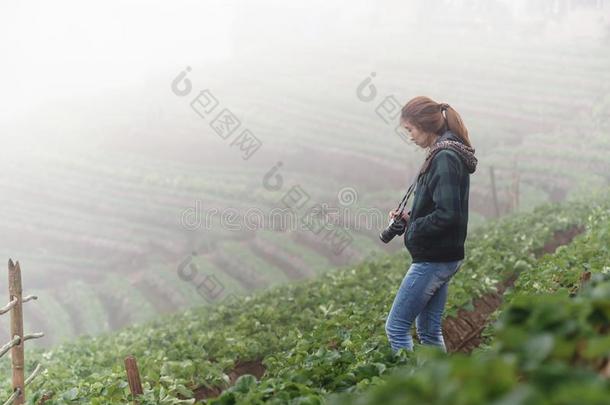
[0, 0, 608, 346]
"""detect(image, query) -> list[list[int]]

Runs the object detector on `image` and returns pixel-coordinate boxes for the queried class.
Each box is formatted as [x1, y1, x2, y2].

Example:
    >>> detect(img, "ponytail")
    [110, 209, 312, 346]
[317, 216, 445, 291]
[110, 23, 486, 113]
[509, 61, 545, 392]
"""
[443, 104, 472, 148]
[401, 96, 473, 148]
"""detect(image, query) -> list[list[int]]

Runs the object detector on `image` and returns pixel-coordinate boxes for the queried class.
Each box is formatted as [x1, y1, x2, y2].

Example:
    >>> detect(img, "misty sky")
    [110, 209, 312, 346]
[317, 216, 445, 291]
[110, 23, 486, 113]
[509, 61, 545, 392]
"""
[2, 1, 607, 137]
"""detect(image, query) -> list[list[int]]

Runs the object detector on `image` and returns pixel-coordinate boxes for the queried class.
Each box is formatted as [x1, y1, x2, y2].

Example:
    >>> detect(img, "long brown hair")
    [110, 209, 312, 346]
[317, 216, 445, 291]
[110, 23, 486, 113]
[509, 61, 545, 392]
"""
[400, 96, 472, 148]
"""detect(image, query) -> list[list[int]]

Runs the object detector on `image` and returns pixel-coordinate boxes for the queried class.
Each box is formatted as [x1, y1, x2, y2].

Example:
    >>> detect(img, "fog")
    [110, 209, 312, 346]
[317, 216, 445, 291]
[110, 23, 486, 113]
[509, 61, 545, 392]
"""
[1, 0, 609, 347]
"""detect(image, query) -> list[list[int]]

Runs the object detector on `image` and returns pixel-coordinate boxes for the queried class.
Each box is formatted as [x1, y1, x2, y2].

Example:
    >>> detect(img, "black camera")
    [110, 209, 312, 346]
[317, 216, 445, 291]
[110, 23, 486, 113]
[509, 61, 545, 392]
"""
[379, 215, 407, 243]
[381, 172, 419, 244]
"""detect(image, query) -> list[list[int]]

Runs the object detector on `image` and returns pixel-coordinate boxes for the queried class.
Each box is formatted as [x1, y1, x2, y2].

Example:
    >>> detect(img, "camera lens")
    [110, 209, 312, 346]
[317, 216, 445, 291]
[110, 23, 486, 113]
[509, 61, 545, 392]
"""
[379, 217, 406, 244]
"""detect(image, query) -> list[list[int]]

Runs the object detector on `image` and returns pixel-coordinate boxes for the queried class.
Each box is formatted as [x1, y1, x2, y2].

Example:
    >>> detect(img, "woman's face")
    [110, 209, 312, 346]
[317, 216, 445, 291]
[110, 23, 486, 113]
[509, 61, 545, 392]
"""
[402, 120, 437, 149]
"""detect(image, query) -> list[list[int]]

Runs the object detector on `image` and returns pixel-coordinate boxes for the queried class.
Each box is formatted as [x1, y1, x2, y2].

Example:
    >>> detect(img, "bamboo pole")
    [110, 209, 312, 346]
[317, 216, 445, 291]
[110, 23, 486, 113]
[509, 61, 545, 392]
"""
[8, 259, 25, 405]
[124, 355, 143, 404]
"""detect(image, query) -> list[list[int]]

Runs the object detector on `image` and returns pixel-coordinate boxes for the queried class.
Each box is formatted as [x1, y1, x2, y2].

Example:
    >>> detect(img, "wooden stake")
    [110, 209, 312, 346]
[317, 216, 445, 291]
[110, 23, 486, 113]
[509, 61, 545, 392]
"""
[8, 259, 25, 405]
[510, 156, 521, 212]
[579, 271, 592, 292]
[489, 166, 500, 218]
[124, 355, 143, 403]
[513, 171, 520, 213]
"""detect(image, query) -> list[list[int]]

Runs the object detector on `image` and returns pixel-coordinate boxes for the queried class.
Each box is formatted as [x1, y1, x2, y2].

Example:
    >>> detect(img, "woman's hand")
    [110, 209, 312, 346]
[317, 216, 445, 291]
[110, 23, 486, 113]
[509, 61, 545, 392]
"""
[389, 210, 410, 222]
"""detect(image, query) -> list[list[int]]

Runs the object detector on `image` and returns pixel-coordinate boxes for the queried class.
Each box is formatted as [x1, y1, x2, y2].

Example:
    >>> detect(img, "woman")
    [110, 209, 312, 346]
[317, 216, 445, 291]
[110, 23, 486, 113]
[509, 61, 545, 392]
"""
[385, 96, 477, 353]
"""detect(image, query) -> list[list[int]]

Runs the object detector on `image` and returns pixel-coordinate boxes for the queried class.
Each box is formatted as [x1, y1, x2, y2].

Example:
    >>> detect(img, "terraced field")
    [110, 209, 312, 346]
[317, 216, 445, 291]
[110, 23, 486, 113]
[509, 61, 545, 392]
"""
[1, 188, 608, 403]
[1, 35, 609, 350]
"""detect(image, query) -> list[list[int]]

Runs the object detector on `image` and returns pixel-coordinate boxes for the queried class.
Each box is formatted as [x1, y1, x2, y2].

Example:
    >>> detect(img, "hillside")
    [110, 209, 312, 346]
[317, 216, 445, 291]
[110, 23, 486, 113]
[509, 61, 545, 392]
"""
[1, 189, 609, 404]
[2, 38, 610, 348]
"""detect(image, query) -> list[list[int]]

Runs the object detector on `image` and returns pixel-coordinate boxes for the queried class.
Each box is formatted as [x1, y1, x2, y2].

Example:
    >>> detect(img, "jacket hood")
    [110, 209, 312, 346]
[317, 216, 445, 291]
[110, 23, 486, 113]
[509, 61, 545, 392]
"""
[428, 130, 478, 174]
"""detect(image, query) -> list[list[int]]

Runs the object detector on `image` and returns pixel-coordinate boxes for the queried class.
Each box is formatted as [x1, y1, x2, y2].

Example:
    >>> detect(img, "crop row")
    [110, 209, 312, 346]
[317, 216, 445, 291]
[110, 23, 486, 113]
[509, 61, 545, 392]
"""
[1, 190, 606, 403]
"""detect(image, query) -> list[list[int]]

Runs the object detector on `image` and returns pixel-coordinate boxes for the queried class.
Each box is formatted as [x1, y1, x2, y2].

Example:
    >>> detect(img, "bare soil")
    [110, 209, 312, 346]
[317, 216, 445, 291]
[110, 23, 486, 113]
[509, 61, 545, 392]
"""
[443, 225, 586, 353]
[188, 359, 266, 401]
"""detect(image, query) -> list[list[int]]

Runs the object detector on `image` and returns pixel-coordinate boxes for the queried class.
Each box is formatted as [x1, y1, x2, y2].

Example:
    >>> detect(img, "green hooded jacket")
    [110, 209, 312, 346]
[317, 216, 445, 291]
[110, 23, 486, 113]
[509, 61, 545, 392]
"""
[403, 130, 476, 263]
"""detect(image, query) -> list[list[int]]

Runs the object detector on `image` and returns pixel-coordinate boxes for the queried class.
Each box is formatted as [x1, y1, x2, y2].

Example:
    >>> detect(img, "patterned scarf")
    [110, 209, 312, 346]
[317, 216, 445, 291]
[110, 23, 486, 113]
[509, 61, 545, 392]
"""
[419, 139, 478, 175]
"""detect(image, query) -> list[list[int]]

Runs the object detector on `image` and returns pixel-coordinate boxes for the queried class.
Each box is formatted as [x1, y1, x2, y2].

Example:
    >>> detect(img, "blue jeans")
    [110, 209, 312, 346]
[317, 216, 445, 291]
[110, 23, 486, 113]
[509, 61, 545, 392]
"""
[385, 259, 463, 353]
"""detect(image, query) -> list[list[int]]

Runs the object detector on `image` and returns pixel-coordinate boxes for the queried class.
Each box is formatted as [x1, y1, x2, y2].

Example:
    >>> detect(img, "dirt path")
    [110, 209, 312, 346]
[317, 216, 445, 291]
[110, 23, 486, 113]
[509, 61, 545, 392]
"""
[443, 224, 586, 353]
[443, 272, 518, 353]
[186, 359, 266, 401]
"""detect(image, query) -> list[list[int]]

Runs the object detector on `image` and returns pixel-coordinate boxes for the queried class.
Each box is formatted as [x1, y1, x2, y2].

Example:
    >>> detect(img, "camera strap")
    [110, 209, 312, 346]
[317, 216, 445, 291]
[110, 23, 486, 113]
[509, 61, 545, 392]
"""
[395, 170, 422, 216]
[395, 142, 457, 217]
